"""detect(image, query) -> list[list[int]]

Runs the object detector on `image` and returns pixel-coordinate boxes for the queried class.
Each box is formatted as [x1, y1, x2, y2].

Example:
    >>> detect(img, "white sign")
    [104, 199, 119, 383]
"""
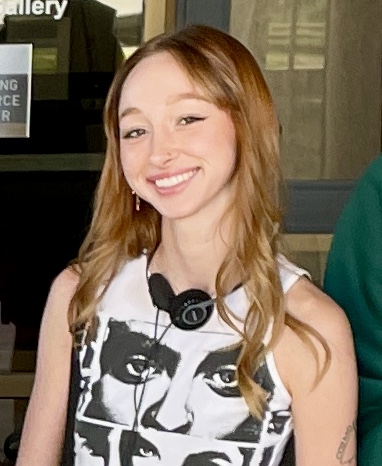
[0, 44, 32, 138]
[0, 0, 68, 21]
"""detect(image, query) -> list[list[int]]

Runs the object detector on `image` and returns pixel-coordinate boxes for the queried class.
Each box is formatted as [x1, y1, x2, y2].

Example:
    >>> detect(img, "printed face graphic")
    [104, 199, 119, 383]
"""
[75, 423, 258, 466]
[82, 319, 278, 443]
[74, 257, 294, 465]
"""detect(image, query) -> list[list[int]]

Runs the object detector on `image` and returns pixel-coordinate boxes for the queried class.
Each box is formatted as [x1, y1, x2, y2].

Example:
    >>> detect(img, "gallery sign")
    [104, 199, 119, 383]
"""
[0, 0, 68, 20]
[0, 43, 32, 138]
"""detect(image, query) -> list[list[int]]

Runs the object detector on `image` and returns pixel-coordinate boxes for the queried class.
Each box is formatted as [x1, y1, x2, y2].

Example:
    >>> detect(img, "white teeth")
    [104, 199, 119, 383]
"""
[155, 169, 196, 188]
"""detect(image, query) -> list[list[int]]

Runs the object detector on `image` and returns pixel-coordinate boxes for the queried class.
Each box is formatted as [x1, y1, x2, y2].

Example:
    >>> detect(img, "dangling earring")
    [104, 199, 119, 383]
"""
[132, 191, 140, 211]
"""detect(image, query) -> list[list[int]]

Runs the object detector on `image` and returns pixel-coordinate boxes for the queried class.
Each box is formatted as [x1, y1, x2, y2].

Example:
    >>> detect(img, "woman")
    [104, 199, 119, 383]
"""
[16, 25, 357, 466]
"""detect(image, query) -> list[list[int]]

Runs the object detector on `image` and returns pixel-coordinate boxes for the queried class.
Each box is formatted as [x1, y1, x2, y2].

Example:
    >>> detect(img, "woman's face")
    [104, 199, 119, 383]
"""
[118, 52, 237, 222]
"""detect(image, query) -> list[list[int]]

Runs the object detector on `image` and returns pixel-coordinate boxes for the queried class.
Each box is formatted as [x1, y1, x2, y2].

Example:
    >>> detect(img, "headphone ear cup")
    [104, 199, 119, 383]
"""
[148, 273, 176, 310]
[169, 289, 213, 330]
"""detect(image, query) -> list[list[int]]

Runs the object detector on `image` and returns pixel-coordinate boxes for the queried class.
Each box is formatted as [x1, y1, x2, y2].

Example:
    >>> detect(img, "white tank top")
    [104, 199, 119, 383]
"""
[73, 254, 308, 466]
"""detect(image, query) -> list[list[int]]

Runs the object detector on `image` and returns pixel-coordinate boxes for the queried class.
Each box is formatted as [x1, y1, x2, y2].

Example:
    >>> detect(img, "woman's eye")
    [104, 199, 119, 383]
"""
[203, 364, 240, 397]
[179, 116, 205, 126]
[123, 128, 146, 139]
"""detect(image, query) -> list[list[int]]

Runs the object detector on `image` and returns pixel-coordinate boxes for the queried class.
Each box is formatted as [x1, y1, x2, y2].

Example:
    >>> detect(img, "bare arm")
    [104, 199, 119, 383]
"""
[16, 269, 78, 466]
[276, 278, 358, 466]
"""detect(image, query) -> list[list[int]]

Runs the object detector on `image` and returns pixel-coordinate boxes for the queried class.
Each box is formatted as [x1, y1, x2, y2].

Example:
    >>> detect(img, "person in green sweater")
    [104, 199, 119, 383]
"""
[324, 153, 382, 466]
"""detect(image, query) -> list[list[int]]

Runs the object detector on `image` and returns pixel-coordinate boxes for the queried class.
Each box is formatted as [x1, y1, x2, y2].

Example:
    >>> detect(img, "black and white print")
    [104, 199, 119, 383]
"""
[75, 423, 260, 465]
[74, 256, 294, 466]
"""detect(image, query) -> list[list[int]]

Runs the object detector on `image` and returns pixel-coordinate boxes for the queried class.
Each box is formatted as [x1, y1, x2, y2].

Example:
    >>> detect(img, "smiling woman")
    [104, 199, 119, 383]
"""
[15, 24, 357, 466]
[118, 52, 236, 221]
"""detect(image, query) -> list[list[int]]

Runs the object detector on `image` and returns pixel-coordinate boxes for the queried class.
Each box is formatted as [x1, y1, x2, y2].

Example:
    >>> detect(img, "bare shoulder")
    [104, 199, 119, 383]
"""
[45, 266, 80, 315]
[38, 266, 80, 343]
[50, 266, 80, 298]
[36, 266, 80, 361]
[284, 276, 353, 347]
[275, 277, 356, 394]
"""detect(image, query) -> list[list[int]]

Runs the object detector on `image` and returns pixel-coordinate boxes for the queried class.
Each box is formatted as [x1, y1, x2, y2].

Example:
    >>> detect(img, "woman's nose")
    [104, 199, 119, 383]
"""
[149, 129, 178, 166]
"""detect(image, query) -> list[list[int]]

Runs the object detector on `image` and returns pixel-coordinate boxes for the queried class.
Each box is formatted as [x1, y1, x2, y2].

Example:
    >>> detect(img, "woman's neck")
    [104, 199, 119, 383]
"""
[151, 213, 233, 295]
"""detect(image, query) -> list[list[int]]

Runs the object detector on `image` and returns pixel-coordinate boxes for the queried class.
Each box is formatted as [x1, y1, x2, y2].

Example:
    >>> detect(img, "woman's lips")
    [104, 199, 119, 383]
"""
[148, 168, 199, 190]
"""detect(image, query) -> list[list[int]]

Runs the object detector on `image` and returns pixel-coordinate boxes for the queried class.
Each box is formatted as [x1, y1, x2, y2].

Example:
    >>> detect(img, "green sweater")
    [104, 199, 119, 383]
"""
[324, 154, 382, 466]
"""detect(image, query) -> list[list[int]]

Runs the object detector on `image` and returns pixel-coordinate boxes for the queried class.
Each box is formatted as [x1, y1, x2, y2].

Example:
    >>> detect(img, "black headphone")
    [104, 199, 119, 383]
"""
[148, 273, 214, 330]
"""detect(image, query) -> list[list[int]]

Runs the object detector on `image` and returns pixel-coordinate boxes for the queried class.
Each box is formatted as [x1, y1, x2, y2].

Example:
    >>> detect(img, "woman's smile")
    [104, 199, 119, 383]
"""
[148, 168, 200, 193]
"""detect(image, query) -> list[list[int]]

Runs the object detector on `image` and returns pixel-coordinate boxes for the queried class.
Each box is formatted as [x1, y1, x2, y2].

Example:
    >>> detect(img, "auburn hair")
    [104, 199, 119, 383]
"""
[69, 24, 329, 418]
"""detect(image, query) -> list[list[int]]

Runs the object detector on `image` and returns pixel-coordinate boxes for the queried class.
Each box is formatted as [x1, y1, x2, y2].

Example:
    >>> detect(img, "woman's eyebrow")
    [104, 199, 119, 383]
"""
[167, 92, 209, 105]
[119, 106, 140, 120]
[118, 93, 209, 120]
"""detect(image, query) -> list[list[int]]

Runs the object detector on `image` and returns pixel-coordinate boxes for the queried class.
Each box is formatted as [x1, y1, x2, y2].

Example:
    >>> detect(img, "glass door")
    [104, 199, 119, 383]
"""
[230, 0, 382, 283]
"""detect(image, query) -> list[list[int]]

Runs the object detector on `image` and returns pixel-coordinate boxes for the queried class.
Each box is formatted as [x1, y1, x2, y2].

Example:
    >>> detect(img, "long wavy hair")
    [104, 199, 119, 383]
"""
[69, 24, 329, 418]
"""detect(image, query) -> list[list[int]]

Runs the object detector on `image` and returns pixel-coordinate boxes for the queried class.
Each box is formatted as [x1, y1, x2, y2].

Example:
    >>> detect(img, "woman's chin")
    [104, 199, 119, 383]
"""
[154, 203, 201, 222]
